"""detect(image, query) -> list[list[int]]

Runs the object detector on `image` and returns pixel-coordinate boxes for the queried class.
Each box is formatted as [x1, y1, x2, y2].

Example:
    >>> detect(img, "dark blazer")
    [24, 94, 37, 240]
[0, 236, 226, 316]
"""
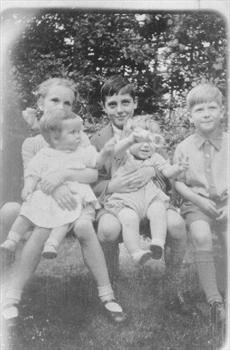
[90, 123, 114, 202]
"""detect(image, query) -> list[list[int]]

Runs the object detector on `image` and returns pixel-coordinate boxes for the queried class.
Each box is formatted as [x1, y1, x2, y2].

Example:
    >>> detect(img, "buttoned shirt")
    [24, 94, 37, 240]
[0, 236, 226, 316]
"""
[173, 131, 228, 200]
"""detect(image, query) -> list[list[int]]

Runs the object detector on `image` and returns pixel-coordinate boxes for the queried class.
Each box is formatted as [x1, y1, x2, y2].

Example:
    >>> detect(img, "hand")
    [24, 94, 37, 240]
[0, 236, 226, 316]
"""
[132, 128, 151, 143]
[177, 153, 189, 172]
[52, 184, 78, 210]
[108, 167, 155, 193]
[216, 206, 227, 222]
[40, 171, 65, 194]
[102, 138, 116, 156]
[196, 196, 219, 218]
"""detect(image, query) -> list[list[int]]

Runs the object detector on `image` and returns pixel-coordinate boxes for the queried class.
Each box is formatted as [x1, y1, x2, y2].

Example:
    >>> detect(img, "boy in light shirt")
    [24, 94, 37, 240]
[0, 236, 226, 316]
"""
[174, 83, 228, 325]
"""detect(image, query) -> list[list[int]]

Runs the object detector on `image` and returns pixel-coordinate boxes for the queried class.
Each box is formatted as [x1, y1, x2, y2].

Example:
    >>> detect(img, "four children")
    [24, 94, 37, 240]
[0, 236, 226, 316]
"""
[1, 76, 227, 328]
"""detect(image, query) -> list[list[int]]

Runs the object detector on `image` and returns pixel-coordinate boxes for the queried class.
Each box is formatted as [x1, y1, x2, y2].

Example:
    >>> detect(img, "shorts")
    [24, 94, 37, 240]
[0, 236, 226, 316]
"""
[96, 202, 177, 223]
[181, 198, 227, 234]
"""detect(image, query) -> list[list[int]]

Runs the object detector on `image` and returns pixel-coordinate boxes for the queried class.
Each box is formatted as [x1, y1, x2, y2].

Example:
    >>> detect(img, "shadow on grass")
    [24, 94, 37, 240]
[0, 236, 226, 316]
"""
[2, 238, 227, 350]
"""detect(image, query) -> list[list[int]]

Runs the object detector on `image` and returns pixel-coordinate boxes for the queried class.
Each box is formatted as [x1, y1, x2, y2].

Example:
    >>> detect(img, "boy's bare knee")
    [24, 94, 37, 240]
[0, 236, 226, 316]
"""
[97, 214, 121, 243]
[190, 221, 212, 250]
[73, 220, 95, 243]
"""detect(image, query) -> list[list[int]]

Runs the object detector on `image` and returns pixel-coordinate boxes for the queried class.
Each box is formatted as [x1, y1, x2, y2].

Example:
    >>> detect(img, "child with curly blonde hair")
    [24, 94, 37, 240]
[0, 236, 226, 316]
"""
[104, 115, 189, 272]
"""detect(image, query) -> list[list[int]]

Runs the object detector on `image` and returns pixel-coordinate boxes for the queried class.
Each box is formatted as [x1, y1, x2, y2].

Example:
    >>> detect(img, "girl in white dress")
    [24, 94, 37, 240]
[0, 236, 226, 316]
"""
[1, 108, 126, 323]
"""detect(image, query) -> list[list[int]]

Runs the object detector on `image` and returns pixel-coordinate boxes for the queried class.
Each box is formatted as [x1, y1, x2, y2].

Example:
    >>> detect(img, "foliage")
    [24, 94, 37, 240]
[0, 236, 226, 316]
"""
[5, 10, 227, 121]
[2, 9, 227, 201]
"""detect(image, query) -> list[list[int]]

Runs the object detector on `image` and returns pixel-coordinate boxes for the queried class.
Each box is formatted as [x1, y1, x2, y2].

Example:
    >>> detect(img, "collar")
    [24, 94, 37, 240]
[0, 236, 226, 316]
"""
[112, 124, 122, 141]
[194, 132, 223, 151]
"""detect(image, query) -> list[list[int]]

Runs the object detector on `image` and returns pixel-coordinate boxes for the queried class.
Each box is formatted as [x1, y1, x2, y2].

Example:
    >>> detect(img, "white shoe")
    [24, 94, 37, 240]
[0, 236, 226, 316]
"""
[0, 240, 17, 253]
[2, 305, 19, 320]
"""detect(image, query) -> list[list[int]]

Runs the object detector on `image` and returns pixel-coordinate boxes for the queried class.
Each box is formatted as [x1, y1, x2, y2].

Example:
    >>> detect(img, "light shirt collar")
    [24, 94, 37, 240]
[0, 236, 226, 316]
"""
[194, 131, 223, 151]
[112, 124, 123, 142]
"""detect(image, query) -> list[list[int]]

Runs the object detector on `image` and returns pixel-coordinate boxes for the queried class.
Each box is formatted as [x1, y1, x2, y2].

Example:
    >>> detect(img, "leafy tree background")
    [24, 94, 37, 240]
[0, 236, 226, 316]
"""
[1, 9, 227, 203]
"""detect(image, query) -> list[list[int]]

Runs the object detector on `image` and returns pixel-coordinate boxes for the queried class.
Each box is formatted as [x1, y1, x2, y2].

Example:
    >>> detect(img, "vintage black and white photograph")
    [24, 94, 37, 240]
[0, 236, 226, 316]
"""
[0, 1, 229, 349]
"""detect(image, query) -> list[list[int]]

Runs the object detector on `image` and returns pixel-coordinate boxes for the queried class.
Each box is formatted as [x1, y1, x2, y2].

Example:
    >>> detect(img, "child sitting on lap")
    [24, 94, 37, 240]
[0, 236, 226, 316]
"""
[1, 109, 100, 259]
[103, 115, 189, 272]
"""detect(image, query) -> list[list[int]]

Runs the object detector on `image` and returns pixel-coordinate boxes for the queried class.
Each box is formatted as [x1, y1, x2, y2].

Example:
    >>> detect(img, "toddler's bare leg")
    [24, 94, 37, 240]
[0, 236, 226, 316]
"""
[42, 224, 69, 259]
[118, 208, 151, 265]
[1, 215, 33, 253]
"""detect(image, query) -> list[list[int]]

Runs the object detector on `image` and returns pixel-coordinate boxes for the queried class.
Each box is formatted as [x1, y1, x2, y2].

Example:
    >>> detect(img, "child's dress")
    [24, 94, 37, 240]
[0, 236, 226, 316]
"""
[20, 144, 100, 228]
[104, 152, 169, 219]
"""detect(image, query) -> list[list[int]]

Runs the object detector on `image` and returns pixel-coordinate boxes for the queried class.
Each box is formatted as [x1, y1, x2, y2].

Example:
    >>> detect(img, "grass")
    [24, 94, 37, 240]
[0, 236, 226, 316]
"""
[1, 236, 227, 350]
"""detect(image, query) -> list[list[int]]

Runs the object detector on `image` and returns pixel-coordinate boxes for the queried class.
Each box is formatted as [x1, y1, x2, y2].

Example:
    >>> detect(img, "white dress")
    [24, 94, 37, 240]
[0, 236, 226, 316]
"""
[20, 145, 100, 228]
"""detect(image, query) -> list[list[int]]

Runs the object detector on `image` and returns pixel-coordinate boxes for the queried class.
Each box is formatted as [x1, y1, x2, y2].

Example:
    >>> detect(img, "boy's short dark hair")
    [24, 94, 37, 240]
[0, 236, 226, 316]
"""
[100, 75, 136, 105]
[186, 83, 223, 110]
[40, 109, 82, 145]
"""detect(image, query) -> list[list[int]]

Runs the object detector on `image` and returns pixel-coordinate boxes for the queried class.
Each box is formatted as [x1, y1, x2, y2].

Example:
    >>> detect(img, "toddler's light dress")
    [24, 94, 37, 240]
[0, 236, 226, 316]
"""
[20, 144, 100, 228]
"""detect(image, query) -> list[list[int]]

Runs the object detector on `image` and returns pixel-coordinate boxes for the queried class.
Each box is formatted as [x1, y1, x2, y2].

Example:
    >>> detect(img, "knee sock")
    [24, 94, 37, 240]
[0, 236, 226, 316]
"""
[150, 238, 165, 249]
[4, 288, 22, 306]
[194, 250, 222, 304]
[101, 241, 120, 283]
[169, 238, 186, 267]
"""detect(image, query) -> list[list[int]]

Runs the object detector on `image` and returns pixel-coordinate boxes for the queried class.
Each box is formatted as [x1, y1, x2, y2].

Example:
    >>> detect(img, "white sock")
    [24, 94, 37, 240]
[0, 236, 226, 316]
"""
[97, 284, 114, 303]
[45, 238, 59, 249]
[150, 238, 165, 249]
[4, 288, 22, 306]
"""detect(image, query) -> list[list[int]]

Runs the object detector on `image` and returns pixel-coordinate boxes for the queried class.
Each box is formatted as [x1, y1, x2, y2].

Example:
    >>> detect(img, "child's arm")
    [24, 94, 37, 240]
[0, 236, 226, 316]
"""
[95, 134, 135, 169]
[40, 168, 98, 194]
[216, 205, 228, 222]
[40, 146, 99, 194]
[96, 138, 116, 169]
[21, 175, 40, 200]
[160, 153, 189, 179]
[96, 129, 153, 169]
[174, 181, 219, 218]
[114, 129, 154, 156]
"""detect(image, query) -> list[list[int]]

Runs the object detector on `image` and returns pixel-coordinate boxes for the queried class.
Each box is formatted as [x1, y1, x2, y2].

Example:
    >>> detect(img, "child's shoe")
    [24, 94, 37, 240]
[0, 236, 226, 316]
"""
[101, 299, 127, 324]
[210, 301, 225, 325]
[150, 244, 163, 259]
[42, 243, 58, 259]
[0, 239, 17, 253]
[2, 304, 19, 321]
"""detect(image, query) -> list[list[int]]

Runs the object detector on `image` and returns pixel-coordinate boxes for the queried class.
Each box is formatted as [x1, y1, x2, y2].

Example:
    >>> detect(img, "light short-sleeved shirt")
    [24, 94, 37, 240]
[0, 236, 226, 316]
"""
[174, 131, 228, 200]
